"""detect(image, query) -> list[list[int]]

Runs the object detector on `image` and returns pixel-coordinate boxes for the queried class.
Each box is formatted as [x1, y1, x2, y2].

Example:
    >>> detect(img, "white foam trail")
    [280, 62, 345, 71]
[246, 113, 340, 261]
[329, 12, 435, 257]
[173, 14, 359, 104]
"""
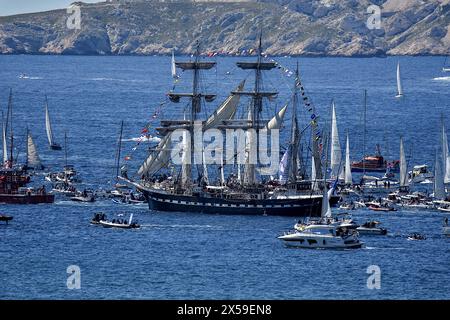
[87, 78, 148, 83]
[433, 76, 450, 81]
[123, 136, 161, 143]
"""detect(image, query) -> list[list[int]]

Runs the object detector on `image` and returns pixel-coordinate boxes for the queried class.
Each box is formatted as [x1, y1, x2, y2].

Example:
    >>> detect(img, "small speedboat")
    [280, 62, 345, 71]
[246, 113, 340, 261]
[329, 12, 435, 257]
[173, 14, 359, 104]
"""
[0, 214, 13, 224]
[99, 220, 140, 229]
[437, 206, 450, 213]
[98, 213, 140, 229]
[356, 221, 387, 235]
[407, 233, 427, 241]
[70, 194, 95, 203]
[368, 204, 397, 212]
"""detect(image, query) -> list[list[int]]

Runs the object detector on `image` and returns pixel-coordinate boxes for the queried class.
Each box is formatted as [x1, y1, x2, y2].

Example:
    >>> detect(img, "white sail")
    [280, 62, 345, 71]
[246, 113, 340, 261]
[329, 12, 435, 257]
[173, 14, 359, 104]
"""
[321, 180, 332, 218]
[128, 213, 134, 225]
[27, 132, 43, 170]
[171, 50, 178, 79]
[442, 123, 450, 184]
[204, 80, 245, 130]
[266, 103, 288, 130]
[2, 118, 7, 164]
[434, 152, 446, 200]
[137, 133, 172, 176]
[330, 102, 342, 179]
[45, 101, 54, 146]
[344, 133, 352, 185]
[399, 137, 408, 187]
[396, 62, 403, 97]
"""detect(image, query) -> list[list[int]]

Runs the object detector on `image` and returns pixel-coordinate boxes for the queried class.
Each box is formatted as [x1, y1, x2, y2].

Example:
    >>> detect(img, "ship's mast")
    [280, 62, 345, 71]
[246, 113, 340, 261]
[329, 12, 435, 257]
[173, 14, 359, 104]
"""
[115, 120, 124, 181]
[363, 89, 367, 176]
[235, 33, 277, 186]
[8, 89, 13, 167]
[289, 62, 300, 182]
[168, 42, 216, 188]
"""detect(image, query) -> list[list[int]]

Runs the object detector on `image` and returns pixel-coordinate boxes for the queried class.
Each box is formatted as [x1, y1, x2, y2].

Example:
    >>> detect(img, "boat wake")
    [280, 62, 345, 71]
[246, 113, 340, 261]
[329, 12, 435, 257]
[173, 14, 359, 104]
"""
[87, 77, 148, 83]
[18, 75, 43, 80]
[140, 223, 217, 230]
[123, 136, 161, 143]
[432, 76, 450, 81]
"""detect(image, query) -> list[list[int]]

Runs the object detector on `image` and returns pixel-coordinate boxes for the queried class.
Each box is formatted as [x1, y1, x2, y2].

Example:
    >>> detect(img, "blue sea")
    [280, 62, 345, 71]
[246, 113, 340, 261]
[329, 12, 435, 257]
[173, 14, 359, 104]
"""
[0, 55, 449, 299]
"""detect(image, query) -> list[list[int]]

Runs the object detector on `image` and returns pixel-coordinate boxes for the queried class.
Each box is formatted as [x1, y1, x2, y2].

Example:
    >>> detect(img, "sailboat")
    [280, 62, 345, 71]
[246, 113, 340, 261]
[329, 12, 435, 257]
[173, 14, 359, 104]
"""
[122, 38, 330, 216]
[25, 128, 44, 170]
[441, 118, 450, 184]
[45, 96, 62, 150]
[443, 56, 450, 72]
[395, 62, 404, 98]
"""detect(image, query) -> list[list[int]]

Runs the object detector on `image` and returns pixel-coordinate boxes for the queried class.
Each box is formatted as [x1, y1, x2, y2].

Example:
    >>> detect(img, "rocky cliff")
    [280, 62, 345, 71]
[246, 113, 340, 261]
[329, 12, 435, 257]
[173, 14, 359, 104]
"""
[0, 0, 449, 56]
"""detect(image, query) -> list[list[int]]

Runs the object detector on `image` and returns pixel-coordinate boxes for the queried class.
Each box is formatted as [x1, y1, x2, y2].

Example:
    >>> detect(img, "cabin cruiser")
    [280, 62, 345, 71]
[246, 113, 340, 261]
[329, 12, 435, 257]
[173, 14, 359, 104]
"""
[356, 221, 387, 235]
[278, 224, 363, 249]
[408, 165, 433, 184]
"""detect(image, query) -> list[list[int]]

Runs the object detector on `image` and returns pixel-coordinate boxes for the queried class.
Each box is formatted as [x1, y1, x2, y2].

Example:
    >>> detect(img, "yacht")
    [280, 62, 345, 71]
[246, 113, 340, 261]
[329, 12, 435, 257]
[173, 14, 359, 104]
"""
[278, 224, 363, 249]
[408, 165, 433, 184]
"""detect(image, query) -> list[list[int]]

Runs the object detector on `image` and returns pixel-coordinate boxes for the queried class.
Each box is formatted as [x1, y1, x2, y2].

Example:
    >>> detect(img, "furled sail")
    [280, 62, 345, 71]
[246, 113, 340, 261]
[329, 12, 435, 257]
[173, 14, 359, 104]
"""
[204, 80, 245, 130]
[26, 131, 44, 170]
[399, 137, 408, 187]
[434, 152, 446, 200]
[330, 101, 342, 179]
[266, 103, 288, 130]
[344, 133, 352, 185]
[137, 133, 172, 177]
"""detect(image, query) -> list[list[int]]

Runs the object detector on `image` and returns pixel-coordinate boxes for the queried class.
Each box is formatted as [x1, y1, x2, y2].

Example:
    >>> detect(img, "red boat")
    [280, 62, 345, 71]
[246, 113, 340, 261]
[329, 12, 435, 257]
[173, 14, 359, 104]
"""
[0, 169, 54, 204]
[351, 145, 399, 173]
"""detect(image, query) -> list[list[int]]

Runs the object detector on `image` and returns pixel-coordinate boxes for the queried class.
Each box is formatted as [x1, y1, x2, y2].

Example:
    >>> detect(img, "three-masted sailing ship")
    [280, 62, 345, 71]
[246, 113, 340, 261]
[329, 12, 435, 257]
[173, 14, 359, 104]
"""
[122, 38, 334, 216]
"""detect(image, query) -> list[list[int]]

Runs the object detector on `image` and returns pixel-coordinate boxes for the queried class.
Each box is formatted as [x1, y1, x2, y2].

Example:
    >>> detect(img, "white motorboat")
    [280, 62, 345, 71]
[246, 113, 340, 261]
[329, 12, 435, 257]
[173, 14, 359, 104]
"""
[408, 165, 433, 184]
[98, 214, 140, 229]
[356, 221, 387, 235]
[279, 224, 363, 249]
[70, 193, 95, 203]
[437, 205, 450, 213]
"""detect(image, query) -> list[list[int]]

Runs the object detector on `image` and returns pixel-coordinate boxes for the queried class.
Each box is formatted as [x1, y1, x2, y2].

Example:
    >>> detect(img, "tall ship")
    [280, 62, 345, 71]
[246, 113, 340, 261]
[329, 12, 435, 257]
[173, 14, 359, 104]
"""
[1, 89, 54, 204]
[122, 38, 336, 216]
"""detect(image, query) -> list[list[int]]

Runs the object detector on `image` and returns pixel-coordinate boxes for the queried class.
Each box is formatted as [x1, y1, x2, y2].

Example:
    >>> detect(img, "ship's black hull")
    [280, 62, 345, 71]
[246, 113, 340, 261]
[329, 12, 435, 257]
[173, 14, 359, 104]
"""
[142, 190, 331, 217]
